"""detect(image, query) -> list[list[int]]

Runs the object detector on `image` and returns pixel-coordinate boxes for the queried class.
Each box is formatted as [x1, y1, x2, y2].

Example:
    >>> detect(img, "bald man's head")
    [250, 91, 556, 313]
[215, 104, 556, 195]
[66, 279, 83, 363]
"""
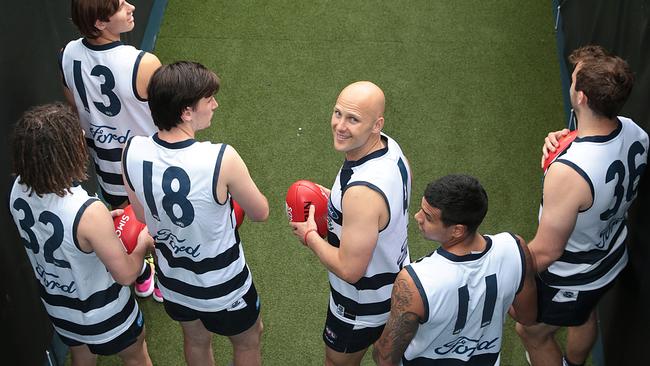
[337, 81, 385, 120]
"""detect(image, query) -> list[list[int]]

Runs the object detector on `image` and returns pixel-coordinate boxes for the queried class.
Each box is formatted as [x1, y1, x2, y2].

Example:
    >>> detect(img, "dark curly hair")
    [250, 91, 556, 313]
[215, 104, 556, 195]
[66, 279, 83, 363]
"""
[12, 103, 88, 197]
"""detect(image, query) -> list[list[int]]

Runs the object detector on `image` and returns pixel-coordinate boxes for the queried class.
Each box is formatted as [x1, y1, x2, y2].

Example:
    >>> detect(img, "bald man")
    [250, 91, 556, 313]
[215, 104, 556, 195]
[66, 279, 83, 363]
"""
[291, 81, 412, 365]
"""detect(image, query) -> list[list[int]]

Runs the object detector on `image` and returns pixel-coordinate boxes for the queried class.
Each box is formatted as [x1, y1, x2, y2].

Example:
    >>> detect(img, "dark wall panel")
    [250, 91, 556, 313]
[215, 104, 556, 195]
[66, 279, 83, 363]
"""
[558, 1, 650, 364]
[1, 1, 152, 364]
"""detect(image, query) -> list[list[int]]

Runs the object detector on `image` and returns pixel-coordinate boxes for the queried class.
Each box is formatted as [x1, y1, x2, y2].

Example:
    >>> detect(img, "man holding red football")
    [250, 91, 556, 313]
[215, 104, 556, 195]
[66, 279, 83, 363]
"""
[9, 103, 154, 366]
[290, 81, 412, 366]
[516, 46, 648, 366]
[123, 61, 269, 366]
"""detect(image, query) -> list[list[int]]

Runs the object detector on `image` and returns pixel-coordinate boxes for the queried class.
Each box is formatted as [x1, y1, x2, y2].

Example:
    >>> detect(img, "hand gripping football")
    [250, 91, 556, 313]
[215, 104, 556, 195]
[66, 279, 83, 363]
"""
[542, 130, 578, 172]
[113, 205, 146, 254]
[285, 180, 329, 237]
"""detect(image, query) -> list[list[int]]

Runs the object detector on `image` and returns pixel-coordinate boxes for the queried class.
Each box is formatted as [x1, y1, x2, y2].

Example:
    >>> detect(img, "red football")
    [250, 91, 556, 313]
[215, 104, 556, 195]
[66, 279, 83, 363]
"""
[232, 198, 245, 229]
[113, 205, 146, 254]
[543, 130, 578, 172]
[286, 180, 329, 237]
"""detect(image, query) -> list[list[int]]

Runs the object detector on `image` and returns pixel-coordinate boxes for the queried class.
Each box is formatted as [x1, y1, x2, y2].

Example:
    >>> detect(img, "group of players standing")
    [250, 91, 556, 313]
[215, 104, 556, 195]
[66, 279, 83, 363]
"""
[8, 1, 649, 366]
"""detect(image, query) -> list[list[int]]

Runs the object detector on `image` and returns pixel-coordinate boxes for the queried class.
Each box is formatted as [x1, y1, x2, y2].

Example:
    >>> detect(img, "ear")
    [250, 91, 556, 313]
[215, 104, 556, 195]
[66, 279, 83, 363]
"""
[372, 116, 384, 133]
[451, 224, 467, 240]
[94, 19, 107, 31]
[180, 106, 193, 122]
[578, 91, 588, 106]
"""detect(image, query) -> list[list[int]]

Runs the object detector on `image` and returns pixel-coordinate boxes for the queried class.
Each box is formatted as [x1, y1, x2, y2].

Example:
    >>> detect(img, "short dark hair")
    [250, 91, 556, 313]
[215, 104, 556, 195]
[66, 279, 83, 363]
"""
[11, 103, 88, 197]
[424, 174, 488, 235]
[147, 61, 220, 131]
[71, 0, 120, 39]
[569, 45, 634, 119]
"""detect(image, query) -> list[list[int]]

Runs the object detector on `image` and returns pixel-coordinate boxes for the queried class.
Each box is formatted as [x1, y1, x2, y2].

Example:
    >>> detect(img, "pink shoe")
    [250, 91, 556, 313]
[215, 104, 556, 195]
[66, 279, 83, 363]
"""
[135, 262, 154, 297]
[152, 284, 163, 303]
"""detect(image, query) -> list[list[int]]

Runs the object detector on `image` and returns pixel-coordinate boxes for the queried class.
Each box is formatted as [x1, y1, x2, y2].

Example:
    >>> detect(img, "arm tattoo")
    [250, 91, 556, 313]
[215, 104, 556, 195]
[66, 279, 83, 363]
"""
[374, 278, 420, 364]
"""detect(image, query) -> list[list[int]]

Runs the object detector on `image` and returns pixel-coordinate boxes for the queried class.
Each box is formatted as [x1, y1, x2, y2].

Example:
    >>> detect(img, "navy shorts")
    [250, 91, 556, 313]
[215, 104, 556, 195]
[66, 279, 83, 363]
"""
[58, 310, 144, 356]
[323, 307, 385, 353]
[536, 276, 614, 326]
[163, 283, 260, 336]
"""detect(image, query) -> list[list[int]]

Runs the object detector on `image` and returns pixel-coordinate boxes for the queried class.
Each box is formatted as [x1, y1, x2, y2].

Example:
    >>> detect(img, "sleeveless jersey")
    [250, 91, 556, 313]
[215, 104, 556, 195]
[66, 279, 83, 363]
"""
[60, 38, 156, 197]
[327, 133, 411, 328]
[123, 135, 251, 311]
[402, 233, 525, 365]
[541, 117, 648, 291]
[9, 181, 139, 344]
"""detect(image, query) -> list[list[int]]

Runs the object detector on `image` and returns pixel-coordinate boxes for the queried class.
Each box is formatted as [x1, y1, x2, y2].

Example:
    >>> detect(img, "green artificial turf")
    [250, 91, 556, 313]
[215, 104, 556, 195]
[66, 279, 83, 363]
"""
[87, 1, 591, 365]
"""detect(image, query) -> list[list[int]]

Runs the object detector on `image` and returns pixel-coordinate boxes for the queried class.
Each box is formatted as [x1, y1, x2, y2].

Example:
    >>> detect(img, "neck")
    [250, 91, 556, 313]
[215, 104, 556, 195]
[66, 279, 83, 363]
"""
[442, 233, 486, 256]
[346, 134, 384, 161]
[158, 123, 195, 142]
[86, 32, 120, 45]
[575, 109, 618, 137]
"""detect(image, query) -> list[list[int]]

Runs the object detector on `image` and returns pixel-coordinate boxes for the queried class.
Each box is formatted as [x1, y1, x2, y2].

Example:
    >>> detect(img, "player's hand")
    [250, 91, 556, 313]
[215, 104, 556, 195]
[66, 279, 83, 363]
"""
[315, 183, 331, 197]
[136, 226, 155, 251]
[541, 129, 570, 168]
[289, 205, 318, 247]
[109, 208, 125, 218]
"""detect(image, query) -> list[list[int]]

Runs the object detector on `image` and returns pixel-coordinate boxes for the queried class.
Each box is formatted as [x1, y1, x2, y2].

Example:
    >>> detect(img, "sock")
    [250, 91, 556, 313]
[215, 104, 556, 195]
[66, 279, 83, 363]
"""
[136, 261, 151, 284]
[563, 356, 584, 366]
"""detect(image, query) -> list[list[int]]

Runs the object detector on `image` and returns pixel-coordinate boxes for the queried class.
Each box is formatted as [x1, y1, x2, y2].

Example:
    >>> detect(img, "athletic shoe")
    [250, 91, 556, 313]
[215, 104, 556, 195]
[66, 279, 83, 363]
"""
[152, 282, 163, 303]
[135, 260, 154, 297]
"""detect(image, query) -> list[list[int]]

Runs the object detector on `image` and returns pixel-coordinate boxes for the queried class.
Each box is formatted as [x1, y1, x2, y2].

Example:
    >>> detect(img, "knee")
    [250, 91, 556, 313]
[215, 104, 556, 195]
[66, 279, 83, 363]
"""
[516, 323, 555, 346]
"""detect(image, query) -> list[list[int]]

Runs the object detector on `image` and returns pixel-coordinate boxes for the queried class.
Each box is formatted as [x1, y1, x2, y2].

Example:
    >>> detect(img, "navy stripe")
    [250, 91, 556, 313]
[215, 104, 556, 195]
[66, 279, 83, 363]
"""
[510, 233, 526, 294]
[574, 120, 622, 143]
[122, 137, 135, 191]
[403, 352, 499, 365]
[153, 133, 195, 149]
[330, 285, 391, 319]
[353, 271, 398, 291]
[405, 265, 429, 324]
[82, 38, 123, 51]
[540, 240, 627, 287]
[158, 265, 249, 300]
[132, 51, 147, 102]
[555, 160, 594, 209]
[93, 163, 124, 185]
[86, 137, 123, 162]
[558, 220, 625, 264]
[397, 157, 409, 214]
[212, 144, 228, 204]
[453, 284, 469, 334]
[481, 274, 497, 327]
[73, 198, 101, 253]
[156, 238, 241, 275]
[49, 295, 136, 336]
[341, 136, 389, 168]
[344, 181, 390, 232]
[40, 282, 123, 313]
[436, 237, 493, 263]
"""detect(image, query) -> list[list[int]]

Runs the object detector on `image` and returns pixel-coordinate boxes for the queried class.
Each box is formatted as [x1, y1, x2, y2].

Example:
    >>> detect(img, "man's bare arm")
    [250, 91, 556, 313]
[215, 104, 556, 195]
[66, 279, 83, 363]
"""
[373, 270, 424, 365]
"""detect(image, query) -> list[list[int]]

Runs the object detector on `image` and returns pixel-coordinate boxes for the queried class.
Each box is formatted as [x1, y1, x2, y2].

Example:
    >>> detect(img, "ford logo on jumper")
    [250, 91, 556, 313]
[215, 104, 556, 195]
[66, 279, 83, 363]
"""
[90, 123, 131, 144]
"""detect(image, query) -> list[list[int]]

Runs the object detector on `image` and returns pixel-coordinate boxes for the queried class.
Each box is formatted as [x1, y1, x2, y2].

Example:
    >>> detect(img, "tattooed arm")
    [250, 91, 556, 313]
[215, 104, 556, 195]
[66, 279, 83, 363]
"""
[373, 268, 425, 365]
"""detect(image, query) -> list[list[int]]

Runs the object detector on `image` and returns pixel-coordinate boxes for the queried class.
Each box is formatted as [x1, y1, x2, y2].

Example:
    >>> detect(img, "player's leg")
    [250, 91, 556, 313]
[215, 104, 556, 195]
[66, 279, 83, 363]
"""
[69, 344, 97, 366]
[116, 324, 153, 366]
[325, 346, 368, 366]
[180, 319, 215, 366]
[564, 309, 597, 366]
[228, 316, 263, 366]
[516, 321, 562, 366]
